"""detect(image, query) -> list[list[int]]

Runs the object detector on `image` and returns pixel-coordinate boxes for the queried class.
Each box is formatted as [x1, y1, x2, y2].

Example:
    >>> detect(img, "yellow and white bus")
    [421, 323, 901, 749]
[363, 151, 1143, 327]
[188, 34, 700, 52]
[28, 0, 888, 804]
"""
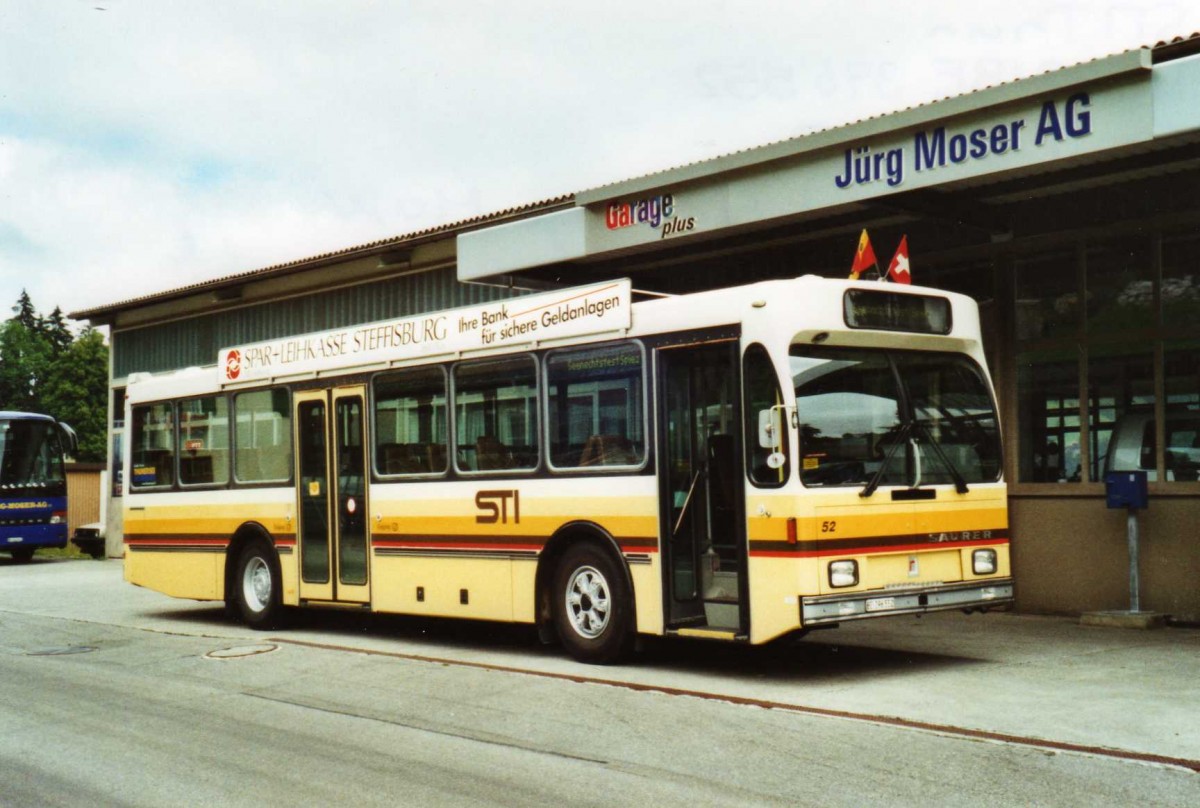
[123, 275, 1012, 663]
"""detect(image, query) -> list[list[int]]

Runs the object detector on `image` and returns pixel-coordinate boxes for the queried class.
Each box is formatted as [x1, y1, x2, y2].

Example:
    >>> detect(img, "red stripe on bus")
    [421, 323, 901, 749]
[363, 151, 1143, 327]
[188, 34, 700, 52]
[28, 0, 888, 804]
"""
[125, 537, 228, 546]
[372, 534, 659, 553]
[375, 540, 542, 552]
[750, 537, 1008, 558]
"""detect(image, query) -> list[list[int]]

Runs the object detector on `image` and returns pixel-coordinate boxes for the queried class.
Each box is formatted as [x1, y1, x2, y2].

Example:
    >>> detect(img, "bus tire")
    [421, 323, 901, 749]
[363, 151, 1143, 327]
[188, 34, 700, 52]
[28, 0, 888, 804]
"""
[234, 540, 285, 630]
[9, 548, 34, 564]
[553, 542, 633, 664]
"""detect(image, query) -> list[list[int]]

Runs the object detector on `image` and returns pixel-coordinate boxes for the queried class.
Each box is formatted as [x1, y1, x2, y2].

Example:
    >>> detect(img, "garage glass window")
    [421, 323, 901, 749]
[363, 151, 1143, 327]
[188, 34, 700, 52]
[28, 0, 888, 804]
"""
[1015, 230, 1200, 485]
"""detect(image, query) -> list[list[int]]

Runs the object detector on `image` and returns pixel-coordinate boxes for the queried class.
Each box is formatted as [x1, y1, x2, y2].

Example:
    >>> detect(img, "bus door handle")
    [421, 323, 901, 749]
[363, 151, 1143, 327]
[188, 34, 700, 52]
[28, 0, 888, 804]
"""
[911, 438, 922, 489]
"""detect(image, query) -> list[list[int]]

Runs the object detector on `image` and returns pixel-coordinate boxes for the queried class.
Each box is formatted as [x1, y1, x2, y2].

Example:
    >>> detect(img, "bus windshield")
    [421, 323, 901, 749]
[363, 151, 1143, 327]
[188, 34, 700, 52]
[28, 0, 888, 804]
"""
[0, 417, 67, 494]
[791, 346, 1001, 489]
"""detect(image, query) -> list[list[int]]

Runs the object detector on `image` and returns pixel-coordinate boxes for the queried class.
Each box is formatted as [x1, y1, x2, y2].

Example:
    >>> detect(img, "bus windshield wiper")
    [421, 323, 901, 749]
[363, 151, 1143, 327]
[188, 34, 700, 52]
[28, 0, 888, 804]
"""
[860, 421, 912, 498]
[913, 420, 970, 494]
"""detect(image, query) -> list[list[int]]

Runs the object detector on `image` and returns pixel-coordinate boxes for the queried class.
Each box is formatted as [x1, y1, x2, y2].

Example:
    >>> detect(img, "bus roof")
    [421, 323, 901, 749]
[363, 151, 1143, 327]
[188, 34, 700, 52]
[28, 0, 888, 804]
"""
[0, 411, 58, 422]
[126, 275, 984, 403]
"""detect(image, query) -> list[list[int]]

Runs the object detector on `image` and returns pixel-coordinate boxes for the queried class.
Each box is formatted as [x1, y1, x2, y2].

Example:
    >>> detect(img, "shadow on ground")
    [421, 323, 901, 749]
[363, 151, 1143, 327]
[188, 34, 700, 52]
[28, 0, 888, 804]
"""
[148, 604, 983, 684]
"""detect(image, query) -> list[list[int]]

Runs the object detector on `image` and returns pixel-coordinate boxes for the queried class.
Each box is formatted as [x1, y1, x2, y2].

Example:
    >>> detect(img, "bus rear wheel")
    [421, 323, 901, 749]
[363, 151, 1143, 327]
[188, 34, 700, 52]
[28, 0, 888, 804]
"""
[553, 543, 633, 665]
[234, 541, 284, 630]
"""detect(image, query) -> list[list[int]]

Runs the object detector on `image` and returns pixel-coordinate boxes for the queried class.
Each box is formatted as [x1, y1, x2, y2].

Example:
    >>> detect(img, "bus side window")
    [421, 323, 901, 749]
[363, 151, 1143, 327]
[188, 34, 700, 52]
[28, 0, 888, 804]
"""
[373, 367, 448, 477]
[453, 356, 539, 474]
[131, 402, 176, 489]
[179, 395, 229, 487]
[234, 388, 292, 484]
[545, 343, 645, 470]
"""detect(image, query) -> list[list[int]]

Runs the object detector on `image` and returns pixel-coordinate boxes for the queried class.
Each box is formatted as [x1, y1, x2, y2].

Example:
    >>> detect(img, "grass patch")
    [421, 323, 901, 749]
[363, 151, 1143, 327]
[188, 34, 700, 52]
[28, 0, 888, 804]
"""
[33, 546, 97, 560]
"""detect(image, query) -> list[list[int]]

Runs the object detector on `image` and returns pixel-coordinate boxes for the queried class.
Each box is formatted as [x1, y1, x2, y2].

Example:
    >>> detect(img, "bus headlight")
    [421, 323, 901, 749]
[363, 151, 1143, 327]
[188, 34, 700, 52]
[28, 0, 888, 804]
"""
[973, 549, 997, 575]
[829, 560, 858, 588]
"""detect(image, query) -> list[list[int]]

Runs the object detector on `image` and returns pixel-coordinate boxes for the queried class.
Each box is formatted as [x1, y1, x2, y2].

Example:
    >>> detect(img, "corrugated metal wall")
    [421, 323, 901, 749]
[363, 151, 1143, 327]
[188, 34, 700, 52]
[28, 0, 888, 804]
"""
[113, 267, 521, 377]
[66, 464, 103, 535]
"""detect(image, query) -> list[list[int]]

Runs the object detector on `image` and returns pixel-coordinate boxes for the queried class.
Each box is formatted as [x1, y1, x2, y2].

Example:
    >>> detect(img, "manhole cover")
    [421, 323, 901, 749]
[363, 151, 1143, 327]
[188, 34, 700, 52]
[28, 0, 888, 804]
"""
[205, 643, 279, 660]
[26, 646, 97, 656]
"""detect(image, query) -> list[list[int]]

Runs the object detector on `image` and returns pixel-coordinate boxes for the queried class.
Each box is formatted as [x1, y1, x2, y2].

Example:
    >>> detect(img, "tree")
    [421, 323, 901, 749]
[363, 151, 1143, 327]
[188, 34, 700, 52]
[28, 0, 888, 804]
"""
[40, 328, 109, 462]
[1, 292, 110, 462]
[12, 289, 37, 331]
[0, 317, 52, 410]
[43, 306, 73, 357]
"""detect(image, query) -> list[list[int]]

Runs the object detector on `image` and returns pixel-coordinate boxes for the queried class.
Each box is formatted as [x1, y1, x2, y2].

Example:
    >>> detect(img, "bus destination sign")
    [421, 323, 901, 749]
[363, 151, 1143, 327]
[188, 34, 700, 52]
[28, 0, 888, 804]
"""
[218, 280, 632, 384]
[843, 288, 952, 335]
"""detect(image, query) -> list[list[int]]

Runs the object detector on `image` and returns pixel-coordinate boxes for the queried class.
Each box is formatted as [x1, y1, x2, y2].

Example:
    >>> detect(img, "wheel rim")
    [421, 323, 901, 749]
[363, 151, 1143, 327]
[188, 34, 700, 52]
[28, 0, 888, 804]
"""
[242, 555, 272, 614]
[564, 565, 611, 639]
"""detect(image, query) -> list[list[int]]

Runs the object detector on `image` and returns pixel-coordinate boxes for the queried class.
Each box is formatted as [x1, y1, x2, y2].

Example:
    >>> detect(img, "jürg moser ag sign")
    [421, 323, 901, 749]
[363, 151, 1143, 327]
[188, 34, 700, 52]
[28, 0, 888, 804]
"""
[834, 92, 1094, 191]
[218, 280, 632, 384]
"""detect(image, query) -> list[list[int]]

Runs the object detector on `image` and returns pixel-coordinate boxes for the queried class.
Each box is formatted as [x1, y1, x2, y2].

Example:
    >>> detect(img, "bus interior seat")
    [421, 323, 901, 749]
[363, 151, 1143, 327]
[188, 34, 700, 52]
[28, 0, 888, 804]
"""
[579, 434, 636, 466]
[381, 443, 418, 474]
[179, 454, 215, 485]
[426, 442, 447, 473]
[475, 436, 510, 470]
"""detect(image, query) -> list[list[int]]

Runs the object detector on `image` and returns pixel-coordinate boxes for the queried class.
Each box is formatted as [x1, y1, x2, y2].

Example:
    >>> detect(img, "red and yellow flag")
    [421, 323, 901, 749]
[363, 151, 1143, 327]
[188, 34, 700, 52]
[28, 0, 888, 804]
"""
[849, 229, 877, 279]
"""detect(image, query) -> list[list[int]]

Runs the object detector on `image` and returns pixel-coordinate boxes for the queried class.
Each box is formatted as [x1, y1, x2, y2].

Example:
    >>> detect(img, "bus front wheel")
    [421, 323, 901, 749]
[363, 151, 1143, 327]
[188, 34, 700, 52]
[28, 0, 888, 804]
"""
[234, 541, 284, 630]
[9, 548, 34, 564]
[553, 543, 633, 664]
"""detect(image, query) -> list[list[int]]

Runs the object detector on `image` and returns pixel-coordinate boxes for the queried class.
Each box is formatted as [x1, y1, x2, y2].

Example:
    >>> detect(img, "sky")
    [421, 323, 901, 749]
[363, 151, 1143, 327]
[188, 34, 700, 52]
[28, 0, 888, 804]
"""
[2, 1, 1198, 325]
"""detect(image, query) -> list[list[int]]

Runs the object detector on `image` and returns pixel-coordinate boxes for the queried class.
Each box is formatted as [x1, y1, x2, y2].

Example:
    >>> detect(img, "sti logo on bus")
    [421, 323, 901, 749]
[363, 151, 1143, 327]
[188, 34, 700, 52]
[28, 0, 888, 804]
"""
[475, 490, 520, 524]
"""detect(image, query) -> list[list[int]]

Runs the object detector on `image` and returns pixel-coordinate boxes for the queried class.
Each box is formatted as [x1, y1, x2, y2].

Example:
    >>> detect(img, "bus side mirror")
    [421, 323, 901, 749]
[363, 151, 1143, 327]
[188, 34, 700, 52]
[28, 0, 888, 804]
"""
[58, 422, 78, 456]
[758, 409, 782, 449]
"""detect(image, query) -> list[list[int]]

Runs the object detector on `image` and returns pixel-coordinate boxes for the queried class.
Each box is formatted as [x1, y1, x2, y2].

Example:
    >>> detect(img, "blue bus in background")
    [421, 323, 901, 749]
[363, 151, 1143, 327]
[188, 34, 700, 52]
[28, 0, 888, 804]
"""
[1, 412, 77, 563]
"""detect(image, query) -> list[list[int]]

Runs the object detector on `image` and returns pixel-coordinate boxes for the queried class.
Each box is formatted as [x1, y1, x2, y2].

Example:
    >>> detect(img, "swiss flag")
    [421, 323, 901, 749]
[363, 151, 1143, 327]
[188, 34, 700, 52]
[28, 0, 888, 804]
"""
[887, 236, 911, 284]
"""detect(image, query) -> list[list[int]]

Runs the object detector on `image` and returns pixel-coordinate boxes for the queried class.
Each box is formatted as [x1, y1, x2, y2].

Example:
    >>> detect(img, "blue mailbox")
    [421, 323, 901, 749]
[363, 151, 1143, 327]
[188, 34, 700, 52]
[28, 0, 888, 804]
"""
[1105, 470, 1148, 510]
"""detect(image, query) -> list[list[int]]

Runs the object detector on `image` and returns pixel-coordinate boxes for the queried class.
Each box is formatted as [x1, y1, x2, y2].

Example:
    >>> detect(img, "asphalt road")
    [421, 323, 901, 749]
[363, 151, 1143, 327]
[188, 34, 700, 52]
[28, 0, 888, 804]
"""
[1, 558, 1197, 806]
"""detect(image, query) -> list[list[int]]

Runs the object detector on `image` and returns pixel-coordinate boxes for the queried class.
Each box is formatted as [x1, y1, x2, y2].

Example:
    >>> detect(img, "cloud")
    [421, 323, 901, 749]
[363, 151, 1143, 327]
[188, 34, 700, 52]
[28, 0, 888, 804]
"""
[1, 0, 1197, 320]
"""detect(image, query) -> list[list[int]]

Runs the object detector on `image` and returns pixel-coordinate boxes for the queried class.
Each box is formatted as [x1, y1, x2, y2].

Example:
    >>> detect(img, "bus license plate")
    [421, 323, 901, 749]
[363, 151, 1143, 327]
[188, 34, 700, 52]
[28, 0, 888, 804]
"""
[866, 596, 895, 612]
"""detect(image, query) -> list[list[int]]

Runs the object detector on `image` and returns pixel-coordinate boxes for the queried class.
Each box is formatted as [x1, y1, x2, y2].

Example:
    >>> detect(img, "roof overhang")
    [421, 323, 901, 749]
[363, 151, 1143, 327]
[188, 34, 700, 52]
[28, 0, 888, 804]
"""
[574, 49, 1152, 204]
[71, 197, 573, 327]
[457, 46, 1200, 283]
[70, 35, 1200, 326]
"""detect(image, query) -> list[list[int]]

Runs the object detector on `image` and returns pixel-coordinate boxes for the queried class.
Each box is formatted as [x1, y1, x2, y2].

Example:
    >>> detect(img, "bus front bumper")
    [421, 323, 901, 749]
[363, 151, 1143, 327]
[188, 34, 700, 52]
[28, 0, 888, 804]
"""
[3, 523, 68, 551]
[801, 579, 1014, 626]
